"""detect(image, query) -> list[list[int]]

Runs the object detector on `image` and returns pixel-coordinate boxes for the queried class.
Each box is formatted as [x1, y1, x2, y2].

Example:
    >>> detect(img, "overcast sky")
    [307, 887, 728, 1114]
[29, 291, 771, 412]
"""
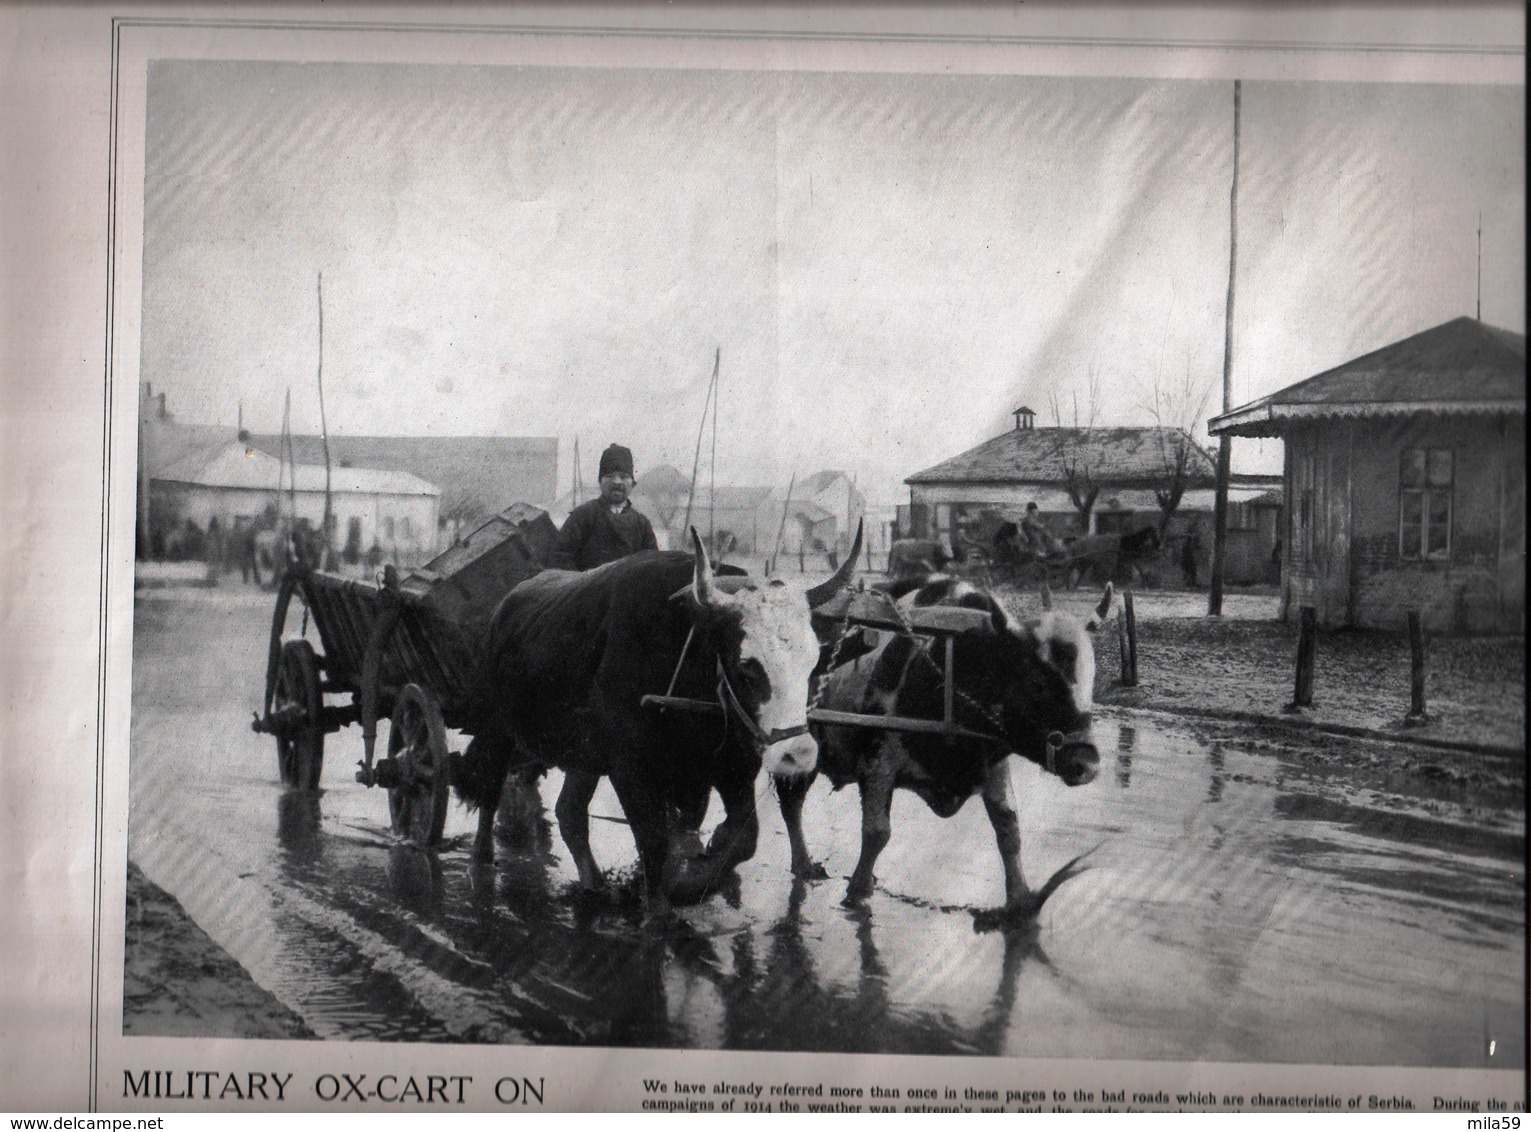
[141, 62, 1524, 501]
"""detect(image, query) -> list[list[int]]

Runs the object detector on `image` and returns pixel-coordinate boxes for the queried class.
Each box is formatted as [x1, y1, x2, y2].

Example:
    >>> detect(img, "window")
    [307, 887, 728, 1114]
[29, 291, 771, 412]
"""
[1399, 448, 1452, 561]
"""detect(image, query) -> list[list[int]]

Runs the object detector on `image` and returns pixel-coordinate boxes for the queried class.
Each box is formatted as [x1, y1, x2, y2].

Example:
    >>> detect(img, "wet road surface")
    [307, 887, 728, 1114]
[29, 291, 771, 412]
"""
[128, 589, 1525, 1064]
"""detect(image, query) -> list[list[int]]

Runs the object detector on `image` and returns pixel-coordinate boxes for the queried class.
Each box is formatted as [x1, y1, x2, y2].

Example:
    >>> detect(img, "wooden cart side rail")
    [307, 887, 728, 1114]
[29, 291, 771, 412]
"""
[358, 596, 404, 777]
[301, 571, 474, 706]
[815, 591, 995, 637]
[261, 571, 303, 717]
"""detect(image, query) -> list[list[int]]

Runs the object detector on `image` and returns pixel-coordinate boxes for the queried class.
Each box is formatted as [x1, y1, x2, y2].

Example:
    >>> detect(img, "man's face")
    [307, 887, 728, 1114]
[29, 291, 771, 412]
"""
[599, 470, 634, 506]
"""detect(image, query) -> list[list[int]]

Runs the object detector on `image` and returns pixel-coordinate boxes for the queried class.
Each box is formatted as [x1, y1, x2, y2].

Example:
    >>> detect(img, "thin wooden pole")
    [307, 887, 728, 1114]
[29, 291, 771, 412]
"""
[709, 349, 718, 550]
[1210, 79, 1241, 617]
[1123, 590, 1139, 686]
[316, 273, 333, 569]
[1405, 610, 1430, 724]
[771, 470, 797, 574]
[682, 348, 719, 537]
[1287, 605, 1317, 710]
[1117, 610, 1132, 686]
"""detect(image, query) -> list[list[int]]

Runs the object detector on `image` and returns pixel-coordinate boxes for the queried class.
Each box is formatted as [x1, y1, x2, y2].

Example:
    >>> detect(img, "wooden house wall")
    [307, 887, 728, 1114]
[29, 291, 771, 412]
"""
[1283, 415, 1523, 632]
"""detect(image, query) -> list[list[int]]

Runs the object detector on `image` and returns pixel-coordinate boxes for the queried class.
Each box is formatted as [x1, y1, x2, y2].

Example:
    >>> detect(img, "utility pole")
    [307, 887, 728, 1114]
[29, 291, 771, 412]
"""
[1209, 79, 1241, 617]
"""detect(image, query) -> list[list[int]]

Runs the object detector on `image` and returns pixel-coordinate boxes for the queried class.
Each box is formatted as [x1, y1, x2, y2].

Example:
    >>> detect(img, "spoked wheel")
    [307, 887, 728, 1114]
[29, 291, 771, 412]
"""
[274, 639, 324, 790]
[387, 684, 451, 847]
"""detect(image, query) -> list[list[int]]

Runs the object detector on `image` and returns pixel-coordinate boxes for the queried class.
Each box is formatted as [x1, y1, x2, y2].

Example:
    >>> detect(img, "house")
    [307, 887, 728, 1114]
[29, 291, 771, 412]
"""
[251, 432, 558, 541]
[150, 437, 440, 566]
[1208, 316, 1525, 632]
[757, 470, 866, 559]
[138, 386, 552, 561]
[904, 407, 1279, 577]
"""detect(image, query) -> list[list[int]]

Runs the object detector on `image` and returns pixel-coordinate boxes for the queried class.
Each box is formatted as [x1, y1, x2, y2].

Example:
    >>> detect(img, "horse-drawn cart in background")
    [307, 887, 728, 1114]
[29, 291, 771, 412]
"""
[251, 503, 557, 846]
[953, 508, 1163, 591]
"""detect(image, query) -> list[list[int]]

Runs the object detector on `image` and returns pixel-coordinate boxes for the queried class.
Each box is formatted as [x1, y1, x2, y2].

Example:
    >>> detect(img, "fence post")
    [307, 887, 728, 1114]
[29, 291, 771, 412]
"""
[1123, 590, 1139, 686]
[1404, 610, 1430, 725]
[1286, 605, 1317, 711]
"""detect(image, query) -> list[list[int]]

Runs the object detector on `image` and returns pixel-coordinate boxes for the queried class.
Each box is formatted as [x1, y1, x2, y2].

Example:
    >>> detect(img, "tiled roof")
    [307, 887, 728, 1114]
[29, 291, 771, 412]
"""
[1211, 317, 1526, 437]
[906, 426, 1216, 487]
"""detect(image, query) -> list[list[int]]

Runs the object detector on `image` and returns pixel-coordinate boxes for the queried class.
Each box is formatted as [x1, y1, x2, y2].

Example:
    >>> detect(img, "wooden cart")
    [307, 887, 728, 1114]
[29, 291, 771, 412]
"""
[251, 503, 557, 846]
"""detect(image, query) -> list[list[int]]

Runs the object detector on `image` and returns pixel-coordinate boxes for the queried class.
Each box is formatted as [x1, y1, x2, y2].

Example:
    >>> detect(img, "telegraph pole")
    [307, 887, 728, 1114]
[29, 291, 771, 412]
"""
[1209, 79, 1241, 617]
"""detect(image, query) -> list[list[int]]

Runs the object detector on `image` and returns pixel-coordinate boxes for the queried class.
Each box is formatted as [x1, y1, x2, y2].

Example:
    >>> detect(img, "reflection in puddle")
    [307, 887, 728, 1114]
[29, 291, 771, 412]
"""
[386, 845, 444, 918]
[142, 708, 1525, 1066]
[1115, 724, 1135, 790]
[276, 789, 323, 864]
[1207, 742, 1225, 804]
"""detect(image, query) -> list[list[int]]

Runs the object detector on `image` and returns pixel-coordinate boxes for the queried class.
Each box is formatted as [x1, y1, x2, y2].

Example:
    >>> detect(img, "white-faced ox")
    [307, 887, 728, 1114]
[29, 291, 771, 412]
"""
[454, 529, 858, 923]
[778, 575, 1115, 919]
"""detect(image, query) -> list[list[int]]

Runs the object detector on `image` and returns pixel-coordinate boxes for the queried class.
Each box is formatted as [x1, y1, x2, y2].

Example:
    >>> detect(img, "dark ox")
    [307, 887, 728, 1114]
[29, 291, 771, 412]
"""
[1062, 525, 1162, 585]
[455, 529, 858, 922]
[779, 575, 1115, 917]
[887, 538, 951, 580]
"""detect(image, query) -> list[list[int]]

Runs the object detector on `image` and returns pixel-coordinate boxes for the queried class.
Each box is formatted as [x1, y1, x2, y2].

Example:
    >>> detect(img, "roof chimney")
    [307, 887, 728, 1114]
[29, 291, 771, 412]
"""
[1012, 406, 1036, 431]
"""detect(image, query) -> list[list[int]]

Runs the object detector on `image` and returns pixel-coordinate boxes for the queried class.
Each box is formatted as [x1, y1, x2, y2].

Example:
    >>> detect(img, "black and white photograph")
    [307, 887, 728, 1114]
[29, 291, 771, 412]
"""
[2, 3, 1524, 1115]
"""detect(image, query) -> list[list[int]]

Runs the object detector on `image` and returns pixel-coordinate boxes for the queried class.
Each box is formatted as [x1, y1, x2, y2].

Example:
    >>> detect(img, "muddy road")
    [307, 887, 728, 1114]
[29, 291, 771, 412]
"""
[127, 587, 1524, 1065]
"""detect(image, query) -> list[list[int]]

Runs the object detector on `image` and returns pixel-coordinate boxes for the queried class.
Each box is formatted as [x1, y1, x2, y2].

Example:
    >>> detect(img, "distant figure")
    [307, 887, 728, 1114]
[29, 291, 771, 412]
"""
[232, 519, 260, 584]
[1020, 502, 1061, 557]
[549, 443, 658, 571]
[1181, 522, 1205, 589]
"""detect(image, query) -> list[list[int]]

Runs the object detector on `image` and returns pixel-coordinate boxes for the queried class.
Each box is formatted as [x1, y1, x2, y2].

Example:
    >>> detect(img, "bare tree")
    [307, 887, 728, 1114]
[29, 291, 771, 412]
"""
[1060, 450, 1100, 534]
[1142, 358, 1215, 535]
[1049, 364, 1104, 534]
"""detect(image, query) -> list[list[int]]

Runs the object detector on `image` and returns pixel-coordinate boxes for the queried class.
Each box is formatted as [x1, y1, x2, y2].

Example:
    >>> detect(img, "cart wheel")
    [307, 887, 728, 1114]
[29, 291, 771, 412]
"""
[274, 639, 325, 790]
[387, 684, 451, 847]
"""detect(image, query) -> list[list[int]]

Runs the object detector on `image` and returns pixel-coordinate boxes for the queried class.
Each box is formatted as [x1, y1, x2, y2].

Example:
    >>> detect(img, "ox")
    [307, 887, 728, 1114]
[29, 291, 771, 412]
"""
[778, 575, 1114, 919]
[454, 528, 859, 923]
[1061, 525, 1162, 586]
[887, 538, 951, 580]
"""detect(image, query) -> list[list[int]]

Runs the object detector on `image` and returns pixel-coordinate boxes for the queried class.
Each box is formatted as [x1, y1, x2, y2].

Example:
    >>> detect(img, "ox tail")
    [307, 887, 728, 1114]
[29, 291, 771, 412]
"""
[450, 736, 498, 812]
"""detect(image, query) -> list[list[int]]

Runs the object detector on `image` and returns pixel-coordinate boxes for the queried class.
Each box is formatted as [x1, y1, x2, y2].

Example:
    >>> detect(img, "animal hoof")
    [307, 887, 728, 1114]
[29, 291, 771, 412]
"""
[842, 881, 873, 907]
[668, 854, 738, 906]
[793, 860, 830, 882]
[971, 901, 1042, 933]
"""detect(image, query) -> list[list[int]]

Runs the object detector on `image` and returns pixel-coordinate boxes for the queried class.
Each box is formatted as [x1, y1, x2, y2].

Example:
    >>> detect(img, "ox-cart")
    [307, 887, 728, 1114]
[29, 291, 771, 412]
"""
[251, 503, 557, 846]
[253, 507, 1007, 858]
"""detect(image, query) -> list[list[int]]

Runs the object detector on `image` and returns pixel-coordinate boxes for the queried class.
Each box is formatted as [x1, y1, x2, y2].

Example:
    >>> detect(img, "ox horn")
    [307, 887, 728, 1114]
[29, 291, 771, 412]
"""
[1084, 581, 1116, 631]
[805, 518, 864, 611]
[690, 526, 717, 605]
